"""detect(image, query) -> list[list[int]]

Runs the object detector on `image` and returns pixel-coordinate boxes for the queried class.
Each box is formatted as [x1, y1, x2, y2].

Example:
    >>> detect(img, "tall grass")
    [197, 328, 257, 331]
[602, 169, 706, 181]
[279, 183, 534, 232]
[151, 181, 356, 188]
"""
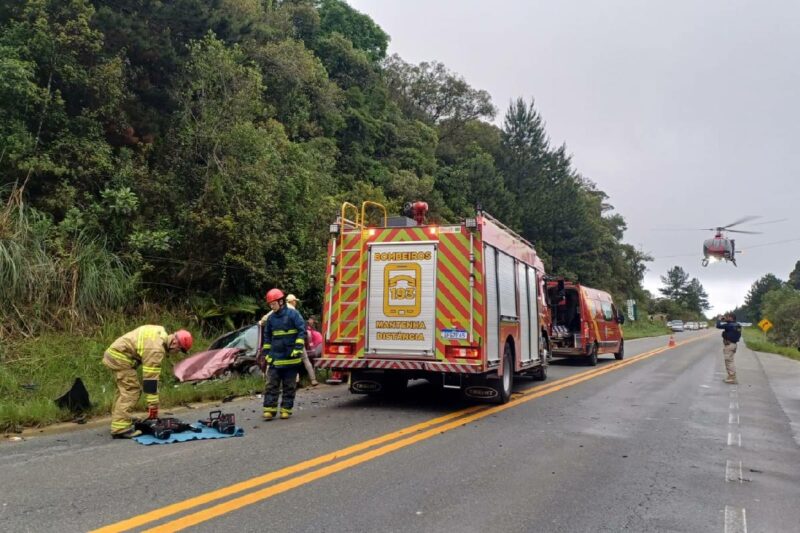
[0, 201, 134, 339]
[743, 327, 800, 362]
[0, 312, 266, 432]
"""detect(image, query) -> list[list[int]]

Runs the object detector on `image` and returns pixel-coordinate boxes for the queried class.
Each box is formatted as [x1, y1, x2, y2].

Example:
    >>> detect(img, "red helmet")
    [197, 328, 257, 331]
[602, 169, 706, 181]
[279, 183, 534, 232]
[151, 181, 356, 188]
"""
[174, 329, 193, 352]
[265, 288, 285, 304]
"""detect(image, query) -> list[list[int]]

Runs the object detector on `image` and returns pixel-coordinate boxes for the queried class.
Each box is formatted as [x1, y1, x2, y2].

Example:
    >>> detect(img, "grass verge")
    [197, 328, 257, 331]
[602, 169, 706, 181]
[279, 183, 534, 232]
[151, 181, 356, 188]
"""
[0, 313, 273, 433]
[623, 321, 672, 340]
[742, 327, 800, 362]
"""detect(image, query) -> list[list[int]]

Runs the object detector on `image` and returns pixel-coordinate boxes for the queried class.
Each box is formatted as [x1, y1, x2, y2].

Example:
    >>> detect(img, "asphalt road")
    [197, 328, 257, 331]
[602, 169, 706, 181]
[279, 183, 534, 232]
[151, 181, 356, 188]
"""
[2, 330, 799, 532]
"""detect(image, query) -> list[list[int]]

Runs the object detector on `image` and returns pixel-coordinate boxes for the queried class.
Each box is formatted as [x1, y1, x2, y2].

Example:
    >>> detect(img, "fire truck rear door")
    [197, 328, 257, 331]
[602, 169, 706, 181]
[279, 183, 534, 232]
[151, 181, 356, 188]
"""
[365, 243, 437, 357]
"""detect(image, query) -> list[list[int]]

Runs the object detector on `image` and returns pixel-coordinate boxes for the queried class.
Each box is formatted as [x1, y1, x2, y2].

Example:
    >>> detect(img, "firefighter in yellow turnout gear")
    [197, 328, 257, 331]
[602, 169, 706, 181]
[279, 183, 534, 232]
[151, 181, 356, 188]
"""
[102, 326, 193, 438]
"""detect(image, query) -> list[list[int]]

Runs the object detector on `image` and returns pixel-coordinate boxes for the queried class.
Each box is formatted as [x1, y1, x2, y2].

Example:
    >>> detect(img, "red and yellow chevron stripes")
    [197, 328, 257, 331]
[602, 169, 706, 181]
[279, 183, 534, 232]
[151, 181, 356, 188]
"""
[324, 225, 486, 366]
[327, 231, 365, 353]
[435, 229, 484, 363]
[327, 226, 433, 359]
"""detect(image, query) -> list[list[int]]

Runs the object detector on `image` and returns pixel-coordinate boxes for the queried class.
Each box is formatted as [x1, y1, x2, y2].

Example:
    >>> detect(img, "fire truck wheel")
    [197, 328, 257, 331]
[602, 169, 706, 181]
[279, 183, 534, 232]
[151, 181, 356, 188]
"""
[498, 345, 514, 403]
[587, 343, 598, 366]
[542, 336, 552, 363]
[614, 340, 624, 360]
[531, 362, 547, 381]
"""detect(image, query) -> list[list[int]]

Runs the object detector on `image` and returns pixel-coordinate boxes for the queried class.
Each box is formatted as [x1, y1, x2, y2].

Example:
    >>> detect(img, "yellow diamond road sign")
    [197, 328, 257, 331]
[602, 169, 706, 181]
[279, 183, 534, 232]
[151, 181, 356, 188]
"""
[758, 319, 773, 332]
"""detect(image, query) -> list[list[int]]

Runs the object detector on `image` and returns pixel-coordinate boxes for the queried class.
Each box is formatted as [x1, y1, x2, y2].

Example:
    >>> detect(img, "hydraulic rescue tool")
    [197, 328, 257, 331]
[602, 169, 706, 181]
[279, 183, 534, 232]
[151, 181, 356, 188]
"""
[199, 410, 237, 435]
[134, 417, 201, 440]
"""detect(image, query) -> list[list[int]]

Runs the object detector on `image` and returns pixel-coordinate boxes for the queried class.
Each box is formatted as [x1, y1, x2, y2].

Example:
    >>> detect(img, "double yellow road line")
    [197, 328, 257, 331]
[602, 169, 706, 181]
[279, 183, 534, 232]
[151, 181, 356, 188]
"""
[94, 334, 709, 533]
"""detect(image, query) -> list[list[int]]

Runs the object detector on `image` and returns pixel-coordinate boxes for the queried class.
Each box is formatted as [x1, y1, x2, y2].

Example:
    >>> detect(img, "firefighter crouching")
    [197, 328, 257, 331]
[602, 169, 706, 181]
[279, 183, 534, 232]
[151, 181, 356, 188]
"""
[102, 326, 193, 439]
[261, 288, 306, 420]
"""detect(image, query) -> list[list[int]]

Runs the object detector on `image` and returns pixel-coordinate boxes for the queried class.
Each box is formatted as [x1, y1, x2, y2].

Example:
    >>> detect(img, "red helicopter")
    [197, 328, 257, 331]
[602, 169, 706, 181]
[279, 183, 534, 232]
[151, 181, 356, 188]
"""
[700, 216, 764, 267]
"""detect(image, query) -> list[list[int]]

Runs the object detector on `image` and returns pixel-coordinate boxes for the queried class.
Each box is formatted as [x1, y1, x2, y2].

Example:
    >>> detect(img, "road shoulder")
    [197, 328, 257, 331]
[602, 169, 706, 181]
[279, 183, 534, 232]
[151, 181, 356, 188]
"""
[752, 347, 800, 447]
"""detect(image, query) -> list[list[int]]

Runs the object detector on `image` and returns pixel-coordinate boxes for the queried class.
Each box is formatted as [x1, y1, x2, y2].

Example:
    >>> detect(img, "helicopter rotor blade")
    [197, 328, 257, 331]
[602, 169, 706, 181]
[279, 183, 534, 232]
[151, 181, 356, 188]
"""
[725, 229, 762, 235]
[748, 218, 788, 226]
[720, 215, 762, 229]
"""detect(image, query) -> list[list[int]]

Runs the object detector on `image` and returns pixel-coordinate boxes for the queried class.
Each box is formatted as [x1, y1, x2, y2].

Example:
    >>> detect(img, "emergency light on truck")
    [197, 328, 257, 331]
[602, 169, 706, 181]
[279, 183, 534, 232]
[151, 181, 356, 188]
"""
[445, 346, 480, 359]
[326, 343, 354, 355]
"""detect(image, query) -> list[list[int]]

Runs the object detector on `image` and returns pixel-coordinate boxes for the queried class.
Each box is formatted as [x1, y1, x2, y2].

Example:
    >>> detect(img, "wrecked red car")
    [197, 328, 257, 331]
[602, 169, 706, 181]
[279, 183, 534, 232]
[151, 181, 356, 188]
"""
[173, 324, 263, 382]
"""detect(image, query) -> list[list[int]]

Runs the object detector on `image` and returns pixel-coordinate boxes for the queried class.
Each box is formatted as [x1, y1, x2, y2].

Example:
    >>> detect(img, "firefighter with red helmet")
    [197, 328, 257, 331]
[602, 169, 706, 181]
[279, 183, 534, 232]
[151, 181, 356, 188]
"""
[261, 288, 306, 420]
[102, 326, 193, 438]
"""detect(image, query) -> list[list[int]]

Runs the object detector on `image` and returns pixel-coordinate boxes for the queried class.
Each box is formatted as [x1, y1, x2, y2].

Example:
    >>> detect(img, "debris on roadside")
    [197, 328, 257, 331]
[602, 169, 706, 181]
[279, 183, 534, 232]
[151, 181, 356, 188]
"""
[54, 378, 91, 413]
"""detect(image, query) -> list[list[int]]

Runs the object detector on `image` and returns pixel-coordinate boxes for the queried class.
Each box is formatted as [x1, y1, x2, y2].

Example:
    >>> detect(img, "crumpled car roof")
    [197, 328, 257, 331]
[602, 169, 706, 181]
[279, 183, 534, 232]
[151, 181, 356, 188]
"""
[173, 348, 241, 382]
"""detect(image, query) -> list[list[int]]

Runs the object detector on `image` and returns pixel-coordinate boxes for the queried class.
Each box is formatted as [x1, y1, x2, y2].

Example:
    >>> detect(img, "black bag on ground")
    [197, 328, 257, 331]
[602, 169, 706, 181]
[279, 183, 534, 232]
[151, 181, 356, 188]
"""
[54, 378, 91, 413]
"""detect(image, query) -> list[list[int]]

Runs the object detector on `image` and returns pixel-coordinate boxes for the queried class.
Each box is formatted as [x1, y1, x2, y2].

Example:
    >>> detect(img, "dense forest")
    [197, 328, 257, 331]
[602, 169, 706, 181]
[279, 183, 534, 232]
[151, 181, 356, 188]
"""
[731, 262, 800, 349]
[0, 0, 651, 338]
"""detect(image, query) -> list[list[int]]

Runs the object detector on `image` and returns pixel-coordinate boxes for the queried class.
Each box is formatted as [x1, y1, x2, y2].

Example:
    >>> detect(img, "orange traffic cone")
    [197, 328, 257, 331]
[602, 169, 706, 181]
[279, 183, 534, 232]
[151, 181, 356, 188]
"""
[668, 335, 676, 348]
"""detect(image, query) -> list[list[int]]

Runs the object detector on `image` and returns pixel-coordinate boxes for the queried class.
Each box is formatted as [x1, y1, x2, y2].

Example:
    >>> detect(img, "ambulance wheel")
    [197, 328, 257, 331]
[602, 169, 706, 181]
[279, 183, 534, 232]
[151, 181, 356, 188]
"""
[498, 345, 514, 404]
[587, 343, 598, 366]
[614, 340, 624, 360]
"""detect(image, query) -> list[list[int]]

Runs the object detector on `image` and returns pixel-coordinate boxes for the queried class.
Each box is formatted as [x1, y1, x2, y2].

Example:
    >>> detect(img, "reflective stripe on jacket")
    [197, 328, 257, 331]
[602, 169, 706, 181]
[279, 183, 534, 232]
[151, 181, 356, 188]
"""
[105, 325, 169, 405]
[262, 307, 306, 367]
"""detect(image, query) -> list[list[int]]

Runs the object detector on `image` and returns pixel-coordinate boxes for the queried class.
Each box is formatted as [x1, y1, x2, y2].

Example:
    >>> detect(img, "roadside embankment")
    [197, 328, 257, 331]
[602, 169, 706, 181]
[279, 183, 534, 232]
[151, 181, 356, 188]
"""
[0, 315, 266, 433]
[743, 326, 800, 362]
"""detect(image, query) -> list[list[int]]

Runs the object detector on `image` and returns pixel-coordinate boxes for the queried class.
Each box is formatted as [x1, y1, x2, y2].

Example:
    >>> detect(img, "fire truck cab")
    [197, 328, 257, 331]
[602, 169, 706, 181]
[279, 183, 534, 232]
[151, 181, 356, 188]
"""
[316, 201, 549, 403]
[546, 280, 625, 365]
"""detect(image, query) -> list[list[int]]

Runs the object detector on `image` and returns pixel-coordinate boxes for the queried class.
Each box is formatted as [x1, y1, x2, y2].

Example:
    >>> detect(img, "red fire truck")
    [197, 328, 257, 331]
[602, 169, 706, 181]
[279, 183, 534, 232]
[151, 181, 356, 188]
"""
[315, 201, 549, 403]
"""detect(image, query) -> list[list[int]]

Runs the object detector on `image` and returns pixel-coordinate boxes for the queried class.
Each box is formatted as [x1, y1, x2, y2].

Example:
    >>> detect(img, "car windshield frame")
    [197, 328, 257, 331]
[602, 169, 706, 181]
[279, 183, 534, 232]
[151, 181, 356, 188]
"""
[208, 324, 260, 356]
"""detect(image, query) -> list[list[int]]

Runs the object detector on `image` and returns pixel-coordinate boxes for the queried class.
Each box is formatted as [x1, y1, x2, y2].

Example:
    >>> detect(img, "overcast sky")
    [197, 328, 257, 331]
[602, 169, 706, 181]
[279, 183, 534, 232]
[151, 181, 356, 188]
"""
[348, 0, 800, 316]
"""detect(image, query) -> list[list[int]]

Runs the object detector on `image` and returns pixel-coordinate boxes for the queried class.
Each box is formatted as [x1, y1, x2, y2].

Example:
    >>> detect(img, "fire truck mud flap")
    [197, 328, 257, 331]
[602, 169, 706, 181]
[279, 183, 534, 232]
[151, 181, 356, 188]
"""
[349, 370, 408, 395]
[462, 382, 500, 402]
[464, 350, 513, 404]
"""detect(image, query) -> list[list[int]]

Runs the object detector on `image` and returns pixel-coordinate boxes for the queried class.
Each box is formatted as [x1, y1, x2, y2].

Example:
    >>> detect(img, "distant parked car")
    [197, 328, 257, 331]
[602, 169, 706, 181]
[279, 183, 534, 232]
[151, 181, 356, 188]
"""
[670, 320, 685, 332]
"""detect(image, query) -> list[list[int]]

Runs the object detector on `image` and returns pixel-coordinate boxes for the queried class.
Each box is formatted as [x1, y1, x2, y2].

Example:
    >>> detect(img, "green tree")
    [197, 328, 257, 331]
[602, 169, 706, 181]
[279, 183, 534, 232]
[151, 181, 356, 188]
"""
[382, 54, 496, 138]
[659, 266, 690, 300]
[761, 286, 800, 348]
[683, 278, 711, 313]
[0, 0, 126, 200]
[316, 0, 389, 62]
[788, 260, 800, 290]
[742, 273, 784, 321]
[433, 145, 517, 224]
[247, 37, 343, 139]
